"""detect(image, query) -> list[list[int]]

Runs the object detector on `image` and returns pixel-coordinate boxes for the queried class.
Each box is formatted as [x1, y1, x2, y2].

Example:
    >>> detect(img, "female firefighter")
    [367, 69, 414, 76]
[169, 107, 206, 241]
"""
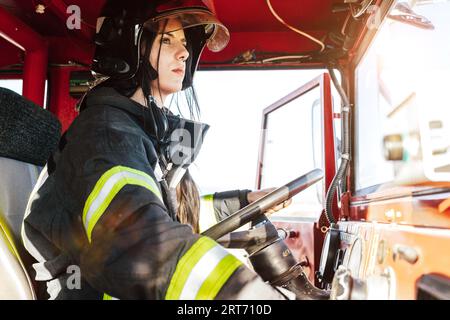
[22, 0, 290, 300]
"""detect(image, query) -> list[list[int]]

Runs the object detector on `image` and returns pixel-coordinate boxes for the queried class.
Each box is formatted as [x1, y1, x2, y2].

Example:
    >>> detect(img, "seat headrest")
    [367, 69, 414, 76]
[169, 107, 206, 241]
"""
[0, 88, 61, 166]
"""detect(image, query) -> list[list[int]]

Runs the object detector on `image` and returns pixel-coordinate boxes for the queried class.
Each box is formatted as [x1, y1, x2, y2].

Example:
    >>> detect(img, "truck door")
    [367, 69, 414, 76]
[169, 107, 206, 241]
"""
[256, 73, 339, 284]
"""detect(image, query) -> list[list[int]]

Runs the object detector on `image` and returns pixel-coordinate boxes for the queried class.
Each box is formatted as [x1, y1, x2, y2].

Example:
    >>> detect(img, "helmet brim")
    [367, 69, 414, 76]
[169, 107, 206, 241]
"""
[143, 10, 230, 52]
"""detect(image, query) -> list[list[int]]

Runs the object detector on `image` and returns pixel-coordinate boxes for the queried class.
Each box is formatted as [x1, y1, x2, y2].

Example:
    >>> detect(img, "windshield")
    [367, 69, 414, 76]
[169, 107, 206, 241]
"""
[355, 0, 450, 191]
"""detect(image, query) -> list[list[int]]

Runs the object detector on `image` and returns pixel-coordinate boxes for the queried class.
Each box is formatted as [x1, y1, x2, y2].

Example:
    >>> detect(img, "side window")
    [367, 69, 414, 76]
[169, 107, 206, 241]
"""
[189, 69, 327, 195]
[0, 80, 23, 95]
[0, 79, 48, 108]
[257, 74, 335, 221]
[354, 0, 450, 192]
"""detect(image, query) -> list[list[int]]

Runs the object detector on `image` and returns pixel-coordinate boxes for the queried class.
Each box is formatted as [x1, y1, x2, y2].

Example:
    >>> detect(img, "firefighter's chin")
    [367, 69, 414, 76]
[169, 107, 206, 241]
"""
[164, 77, 183, 95]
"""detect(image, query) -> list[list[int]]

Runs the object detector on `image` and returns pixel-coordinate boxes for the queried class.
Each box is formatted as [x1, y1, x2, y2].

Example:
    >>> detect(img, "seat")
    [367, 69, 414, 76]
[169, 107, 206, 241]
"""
[0, 87, 61, 300]
[0, 158, 40, 299]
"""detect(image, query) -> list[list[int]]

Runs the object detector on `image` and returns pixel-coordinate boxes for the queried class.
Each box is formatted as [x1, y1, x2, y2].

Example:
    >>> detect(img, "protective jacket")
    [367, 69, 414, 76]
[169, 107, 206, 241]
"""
[22, 87, 284, 300]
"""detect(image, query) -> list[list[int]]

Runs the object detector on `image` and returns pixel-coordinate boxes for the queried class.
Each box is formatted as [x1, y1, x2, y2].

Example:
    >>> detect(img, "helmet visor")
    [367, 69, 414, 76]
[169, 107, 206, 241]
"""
[144, 10, 230, 52]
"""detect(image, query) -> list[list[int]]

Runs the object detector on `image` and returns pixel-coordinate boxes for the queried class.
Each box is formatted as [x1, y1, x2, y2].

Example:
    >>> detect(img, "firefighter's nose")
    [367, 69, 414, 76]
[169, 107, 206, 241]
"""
[178, 45, 189, 62]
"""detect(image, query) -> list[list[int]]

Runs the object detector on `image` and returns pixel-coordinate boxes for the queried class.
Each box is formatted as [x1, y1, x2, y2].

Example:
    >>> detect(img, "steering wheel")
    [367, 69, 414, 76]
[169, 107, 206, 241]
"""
[201, 168, 324, 240]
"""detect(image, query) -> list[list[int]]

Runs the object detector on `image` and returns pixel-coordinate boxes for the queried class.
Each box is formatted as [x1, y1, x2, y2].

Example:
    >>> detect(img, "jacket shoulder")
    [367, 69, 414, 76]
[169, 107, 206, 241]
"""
[68, 105, 151, 153]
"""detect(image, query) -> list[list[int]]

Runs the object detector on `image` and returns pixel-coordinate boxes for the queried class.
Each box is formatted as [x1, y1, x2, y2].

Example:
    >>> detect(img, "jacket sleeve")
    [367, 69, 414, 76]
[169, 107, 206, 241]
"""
[199, 189, 251, 232]
[62, 122, 281, 300]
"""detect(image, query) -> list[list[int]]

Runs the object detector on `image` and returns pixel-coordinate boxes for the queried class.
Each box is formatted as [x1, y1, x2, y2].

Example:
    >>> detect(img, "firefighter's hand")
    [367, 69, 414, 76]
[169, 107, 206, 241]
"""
[247, 188, 292, 213]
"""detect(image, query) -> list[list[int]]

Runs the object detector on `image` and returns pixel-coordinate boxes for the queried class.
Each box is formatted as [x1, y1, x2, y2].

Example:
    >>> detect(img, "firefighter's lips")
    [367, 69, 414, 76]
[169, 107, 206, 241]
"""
[172, 68, 185, 77]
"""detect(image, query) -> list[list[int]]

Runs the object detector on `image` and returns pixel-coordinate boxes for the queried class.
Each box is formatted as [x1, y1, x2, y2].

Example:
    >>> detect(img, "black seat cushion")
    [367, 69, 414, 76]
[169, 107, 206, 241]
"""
[0, 88, 61, 166]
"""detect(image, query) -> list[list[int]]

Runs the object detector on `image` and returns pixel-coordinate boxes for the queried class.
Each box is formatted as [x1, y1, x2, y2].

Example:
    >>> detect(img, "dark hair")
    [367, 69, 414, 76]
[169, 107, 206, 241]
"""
[176, 169, 200, 233]
[102, 24, 202, 232]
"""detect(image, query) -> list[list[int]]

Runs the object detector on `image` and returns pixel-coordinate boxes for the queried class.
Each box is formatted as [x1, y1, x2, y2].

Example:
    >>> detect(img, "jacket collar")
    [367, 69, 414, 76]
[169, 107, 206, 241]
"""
[83, 86, 210, 171]
[84, 86, 166, 143]
[85, 86, 149, 120]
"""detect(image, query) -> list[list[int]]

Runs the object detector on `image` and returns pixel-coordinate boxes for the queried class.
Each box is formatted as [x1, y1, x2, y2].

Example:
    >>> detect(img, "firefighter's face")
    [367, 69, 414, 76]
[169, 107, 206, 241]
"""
[150, 18, 189, 101]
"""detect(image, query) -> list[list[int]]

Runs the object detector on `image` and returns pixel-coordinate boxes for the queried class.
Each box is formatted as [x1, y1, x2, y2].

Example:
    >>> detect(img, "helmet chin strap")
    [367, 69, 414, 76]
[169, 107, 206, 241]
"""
[149, 64, 159, 80]
[166, 166, 187, 189]
[147, 95, 159, 107]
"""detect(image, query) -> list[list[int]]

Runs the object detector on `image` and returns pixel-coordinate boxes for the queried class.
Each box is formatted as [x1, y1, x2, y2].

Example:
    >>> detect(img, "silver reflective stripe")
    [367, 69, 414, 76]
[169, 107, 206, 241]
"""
[32, 262, 53, 281]
[178, 244, 228, 300]
[22, 164, 49, 264]
[47, 278, 62, 300]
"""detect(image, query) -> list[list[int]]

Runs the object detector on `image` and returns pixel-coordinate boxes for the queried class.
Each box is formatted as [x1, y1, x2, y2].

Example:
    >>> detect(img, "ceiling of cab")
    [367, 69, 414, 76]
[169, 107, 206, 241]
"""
[0, 0, 353, 70]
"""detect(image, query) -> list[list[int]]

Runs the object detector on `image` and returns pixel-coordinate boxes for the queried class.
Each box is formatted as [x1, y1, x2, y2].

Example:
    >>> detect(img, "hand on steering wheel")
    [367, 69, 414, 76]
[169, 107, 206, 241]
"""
[247, 188, 292, 214]
[202, 169, 324, 240]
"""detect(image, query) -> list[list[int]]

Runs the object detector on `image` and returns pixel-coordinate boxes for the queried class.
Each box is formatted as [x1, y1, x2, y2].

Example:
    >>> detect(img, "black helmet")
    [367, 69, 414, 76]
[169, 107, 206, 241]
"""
[92, 0, 229, 89]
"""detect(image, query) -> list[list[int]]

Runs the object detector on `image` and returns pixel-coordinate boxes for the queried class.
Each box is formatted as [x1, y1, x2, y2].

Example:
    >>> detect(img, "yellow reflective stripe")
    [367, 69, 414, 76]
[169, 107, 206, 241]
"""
[165, 237, 216, 300]
[165, 236, 242, 300]
[103, 293, 119, 300]
[0, 215, 20, 259]
[201, 194, 213, 203]
[199, 194, 216, 233]
[195, 254, 242, 300]
[82, 166, 162, 243]
[103, 293, 112, 300]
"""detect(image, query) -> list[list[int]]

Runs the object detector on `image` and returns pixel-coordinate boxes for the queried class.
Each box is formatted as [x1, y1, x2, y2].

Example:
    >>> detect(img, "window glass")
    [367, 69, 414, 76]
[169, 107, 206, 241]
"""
[260, 86, 324, 220]
[0, 79, 48, 108]
[355, 0, 450, 191]
[189, 69, 327, 195]
[0, 80, 22, 95]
